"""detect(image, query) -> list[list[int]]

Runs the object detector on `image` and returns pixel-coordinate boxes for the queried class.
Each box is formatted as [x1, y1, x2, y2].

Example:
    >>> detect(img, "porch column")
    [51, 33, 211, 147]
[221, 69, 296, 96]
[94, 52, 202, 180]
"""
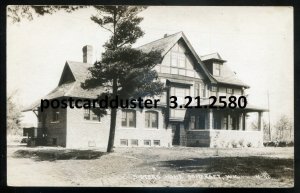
[227, 114, 231, 130]
[208, 109, 213, 130]
[242, 113, 247, 131]
[239, 114, 243, 130]
[258, 112, 262, 131]
[179, 123, 187, 146]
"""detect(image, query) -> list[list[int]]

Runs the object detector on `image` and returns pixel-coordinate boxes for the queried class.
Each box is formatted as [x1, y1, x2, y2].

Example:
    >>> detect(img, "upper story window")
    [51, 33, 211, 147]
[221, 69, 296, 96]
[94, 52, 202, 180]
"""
[214, 63, 221, 76]
[122, 110, 136, 128]
[210, 86, 218, 97]
[195, 83, 206, 98]
[171, 52, 186, 68]
[52, 110, 59, 122]
[145, 111, 158, 129]
[226, 88, 234, 96]
[84, 108, 100, 121]
[170, 86, 190, 104]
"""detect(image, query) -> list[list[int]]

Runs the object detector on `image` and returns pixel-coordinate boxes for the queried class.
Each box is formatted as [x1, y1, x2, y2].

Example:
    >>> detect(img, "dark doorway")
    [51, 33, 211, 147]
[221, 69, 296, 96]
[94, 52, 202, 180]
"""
[172, 124, 180, 145]
[52, 138, 57, 146]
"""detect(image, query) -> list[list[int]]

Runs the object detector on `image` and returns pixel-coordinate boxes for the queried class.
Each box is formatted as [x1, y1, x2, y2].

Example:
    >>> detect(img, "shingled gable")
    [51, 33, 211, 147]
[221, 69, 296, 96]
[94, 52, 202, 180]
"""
[137, 31, 216, 84]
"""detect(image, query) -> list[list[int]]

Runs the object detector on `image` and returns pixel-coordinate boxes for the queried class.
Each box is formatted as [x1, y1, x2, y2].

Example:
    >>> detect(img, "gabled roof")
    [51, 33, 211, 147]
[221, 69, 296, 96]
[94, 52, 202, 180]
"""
[138, 32, 183, 57]
[66, 61, 93, 82]
[138, 32, 249, 88]
[23, 61, 104, 112]
[137, 32, 216, 83]
[23, 31, 250, 111]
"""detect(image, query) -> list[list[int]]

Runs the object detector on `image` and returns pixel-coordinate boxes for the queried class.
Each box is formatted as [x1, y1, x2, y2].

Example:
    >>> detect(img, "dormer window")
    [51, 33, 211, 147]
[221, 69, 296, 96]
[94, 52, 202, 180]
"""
[214, 63, 221, 76]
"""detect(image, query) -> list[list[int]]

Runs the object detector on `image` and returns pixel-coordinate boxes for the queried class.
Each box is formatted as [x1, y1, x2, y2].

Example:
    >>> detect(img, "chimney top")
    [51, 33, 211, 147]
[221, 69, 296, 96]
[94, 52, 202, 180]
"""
[164, 33, 168, 38]
[82, 45, 93, 64]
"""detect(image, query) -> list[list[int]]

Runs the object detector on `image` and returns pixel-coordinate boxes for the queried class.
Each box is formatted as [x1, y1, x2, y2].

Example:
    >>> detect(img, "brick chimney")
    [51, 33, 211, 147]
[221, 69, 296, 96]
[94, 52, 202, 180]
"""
[82, 45, 93, 64]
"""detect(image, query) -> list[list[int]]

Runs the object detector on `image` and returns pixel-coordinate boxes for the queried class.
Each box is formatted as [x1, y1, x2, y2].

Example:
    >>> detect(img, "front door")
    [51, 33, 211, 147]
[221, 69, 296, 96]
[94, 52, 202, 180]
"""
[172, 123, 180, 145]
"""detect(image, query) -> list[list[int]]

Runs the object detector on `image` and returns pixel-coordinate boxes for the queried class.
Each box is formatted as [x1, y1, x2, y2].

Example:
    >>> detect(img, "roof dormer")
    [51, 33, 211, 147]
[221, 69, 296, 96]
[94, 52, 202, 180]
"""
[200, 53, 226, 76]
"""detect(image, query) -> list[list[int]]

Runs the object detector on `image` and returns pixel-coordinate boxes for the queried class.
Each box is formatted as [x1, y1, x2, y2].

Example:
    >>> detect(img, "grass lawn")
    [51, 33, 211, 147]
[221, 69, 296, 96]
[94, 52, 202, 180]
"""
[7, 146, 293, 187]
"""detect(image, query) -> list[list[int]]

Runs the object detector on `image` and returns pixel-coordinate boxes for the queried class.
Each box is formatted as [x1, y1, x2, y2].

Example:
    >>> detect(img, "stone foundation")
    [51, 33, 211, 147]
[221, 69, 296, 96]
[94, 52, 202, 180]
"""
[186, 130, 263, 148]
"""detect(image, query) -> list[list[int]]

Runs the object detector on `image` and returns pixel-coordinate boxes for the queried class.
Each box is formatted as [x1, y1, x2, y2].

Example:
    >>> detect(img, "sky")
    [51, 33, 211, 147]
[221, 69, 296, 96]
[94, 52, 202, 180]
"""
[7, 6, 293, 126]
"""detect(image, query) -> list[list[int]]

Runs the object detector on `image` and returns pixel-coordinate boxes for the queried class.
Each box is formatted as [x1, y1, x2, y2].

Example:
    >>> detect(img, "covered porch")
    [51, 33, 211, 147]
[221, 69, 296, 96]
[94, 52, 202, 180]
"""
[184, 105, 268, 147]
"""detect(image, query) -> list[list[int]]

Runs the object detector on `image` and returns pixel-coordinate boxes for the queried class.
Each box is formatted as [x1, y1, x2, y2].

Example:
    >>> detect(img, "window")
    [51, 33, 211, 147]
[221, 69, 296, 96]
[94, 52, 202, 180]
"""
[197, 112, 206, 129]
[153, 140, 160, 146]
[210, 86, 218, 97]
[189, 116, 196, 130]
[122, 110, 136, 127]
[212, 86, 218, 92]
[178, 54, 186, 68]
[170, 44, 186, 74]
[145, 111, 158, 128]
[144, 140, 151, 146]
[52, 110, 59, 122]
[84, 109, 100, 121]
[120, 139, 128, 146]
[226, 88, 234, 96]
[215, 63, 221, 76]
[131, 139, 138, 146]
[170, 86, 190, 105]
[190, 113, 206, 130]
[171, 52, 178, 67]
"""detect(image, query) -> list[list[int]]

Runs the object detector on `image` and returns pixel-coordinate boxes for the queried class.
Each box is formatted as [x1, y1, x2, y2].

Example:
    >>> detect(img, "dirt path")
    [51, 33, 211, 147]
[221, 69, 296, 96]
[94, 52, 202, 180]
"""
[7, 146, 294, 187]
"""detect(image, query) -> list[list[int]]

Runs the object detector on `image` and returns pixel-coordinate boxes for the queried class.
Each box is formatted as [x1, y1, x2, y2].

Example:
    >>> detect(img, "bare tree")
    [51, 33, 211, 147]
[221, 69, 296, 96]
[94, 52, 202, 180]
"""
[274, 115, 293, 142]
[7, 90, 23, 135]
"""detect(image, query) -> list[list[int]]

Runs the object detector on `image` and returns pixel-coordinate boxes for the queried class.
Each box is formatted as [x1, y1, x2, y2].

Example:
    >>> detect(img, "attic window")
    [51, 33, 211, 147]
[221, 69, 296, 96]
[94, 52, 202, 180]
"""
[214, 63, 221, 76]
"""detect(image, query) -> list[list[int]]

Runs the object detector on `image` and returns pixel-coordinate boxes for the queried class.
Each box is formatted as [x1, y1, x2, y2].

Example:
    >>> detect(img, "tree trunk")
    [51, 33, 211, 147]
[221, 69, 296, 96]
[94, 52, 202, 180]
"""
[106, 78, 118, 152]
[106, 7, 118, 153]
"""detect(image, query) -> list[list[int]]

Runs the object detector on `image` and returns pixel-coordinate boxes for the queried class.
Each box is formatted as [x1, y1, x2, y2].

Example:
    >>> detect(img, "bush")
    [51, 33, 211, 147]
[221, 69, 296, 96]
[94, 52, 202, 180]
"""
[286, 141, 294, 147]
[278, 141, 287, 147]
[239, 139, 245, 147]
[231, 140, 238, 148]
[264, 141, 294, 147]
[247, 142, 252, 147]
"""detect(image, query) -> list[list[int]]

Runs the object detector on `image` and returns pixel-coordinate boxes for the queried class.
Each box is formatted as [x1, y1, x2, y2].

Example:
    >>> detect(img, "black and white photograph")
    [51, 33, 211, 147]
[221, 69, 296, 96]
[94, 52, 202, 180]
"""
[6, 5, 293, 187]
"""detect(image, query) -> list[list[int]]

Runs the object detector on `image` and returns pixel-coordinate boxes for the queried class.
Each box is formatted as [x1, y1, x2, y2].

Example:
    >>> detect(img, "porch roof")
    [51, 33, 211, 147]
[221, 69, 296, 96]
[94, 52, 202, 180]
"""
[189, 99, 268, 112]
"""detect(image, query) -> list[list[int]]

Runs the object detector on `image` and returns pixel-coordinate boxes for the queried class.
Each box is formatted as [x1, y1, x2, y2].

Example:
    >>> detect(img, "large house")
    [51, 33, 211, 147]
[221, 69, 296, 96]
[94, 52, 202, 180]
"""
[23, 32, 267, 148]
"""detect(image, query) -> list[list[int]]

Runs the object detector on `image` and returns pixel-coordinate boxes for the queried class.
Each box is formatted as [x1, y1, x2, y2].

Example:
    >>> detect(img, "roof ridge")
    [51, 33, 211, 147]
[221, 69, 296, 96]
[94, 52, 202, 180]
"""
[200, 52, 220, 57]
[137, 31, 182, 48]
